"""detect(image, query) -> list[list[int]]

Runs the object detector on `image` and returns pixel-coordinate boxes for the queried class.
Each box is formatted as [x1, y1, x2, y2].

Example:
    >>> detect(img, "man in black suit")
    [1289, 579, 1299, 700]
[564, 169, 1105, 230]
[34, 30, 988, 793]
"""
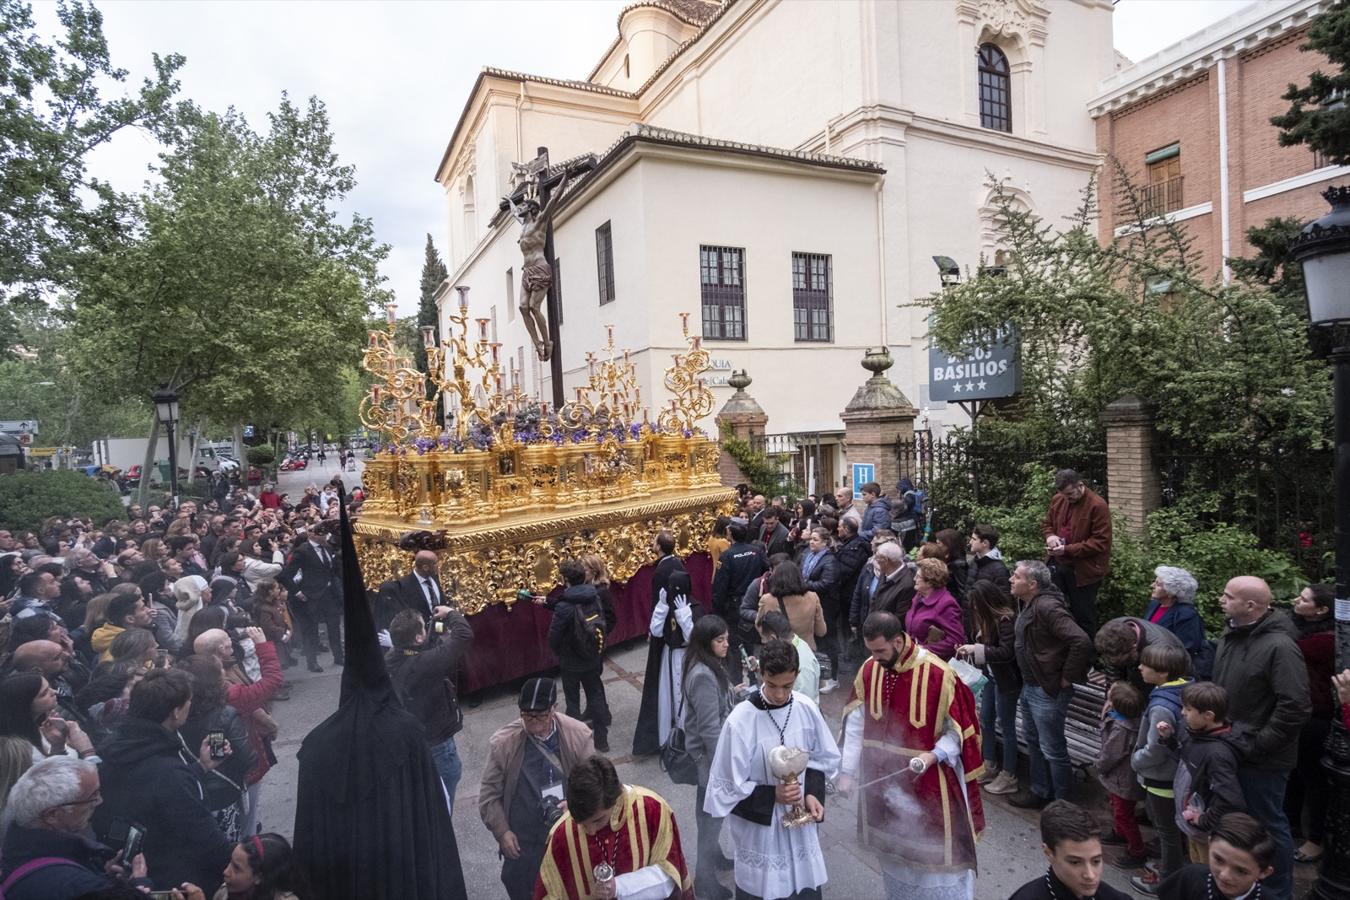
[281, 527, 345, 672]
[395, 551, 455, 631]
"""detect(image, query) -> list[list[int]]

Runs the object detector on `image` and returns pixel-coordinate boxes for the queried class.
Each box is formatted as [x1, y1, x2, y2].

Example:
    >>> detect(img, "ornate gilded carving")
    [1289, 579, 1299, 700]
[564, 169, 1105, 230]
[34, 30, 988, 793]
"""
[355, 310, 734, 611]
[355, 487, 735, 615]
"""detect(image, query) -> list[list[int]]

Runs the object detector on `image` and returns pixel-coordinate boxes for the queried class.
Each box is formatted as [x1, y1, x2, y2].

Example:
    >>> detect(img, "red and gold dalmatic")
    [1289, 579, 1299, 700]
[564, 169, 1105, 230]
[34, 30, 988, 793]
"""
[842, 643, 986, 872]
[534, 785, 694, 900]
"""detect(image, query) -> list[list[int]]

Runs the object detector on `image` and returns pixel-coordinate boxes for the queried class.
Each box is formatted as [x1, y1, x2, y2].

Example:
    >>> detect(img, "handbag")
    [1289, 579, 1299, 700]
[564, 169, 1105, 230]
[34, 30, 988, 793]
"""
[948, 656, 988, 704]
[659, 654, 700, 786]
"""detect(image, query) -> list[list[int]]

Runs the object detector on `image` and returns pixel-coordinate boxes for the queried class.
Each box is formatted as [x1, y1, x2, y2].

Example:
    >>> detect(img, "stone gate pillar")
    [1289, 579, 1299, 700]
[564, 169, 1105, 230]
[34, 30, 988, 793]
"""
[714, 369, 768, 487]
[840, 348, 917, 496]
[1100, 394, 1161, 537]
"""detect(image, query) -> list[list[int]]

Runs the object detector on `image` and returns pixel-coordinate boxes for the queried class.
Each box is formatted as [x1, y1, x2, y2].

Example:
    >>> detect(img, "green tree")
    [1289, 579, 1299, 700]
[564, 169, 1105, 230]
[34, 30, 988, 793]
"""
[0, 0, 184, 341]
[1272, 0, 1350, 164]
[923, 174, 1329, 460]
[64, 96, 389, 503]
[415, 234, 448, 416]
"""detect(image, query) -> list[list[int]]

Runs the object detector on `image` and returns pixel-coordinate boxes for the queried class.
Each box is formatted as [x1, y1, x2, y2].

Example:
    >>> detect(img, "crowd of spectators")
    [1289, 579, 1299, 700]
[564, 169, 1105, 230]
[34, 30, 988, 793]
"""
[0, 476, 352, 897]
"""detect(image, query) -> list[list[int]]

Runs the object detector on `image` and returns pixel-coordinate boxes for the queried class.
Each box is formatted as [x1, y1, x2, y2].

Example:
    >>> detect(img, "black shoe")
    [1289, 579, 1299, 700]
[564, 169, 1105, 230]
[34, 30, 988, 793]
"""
[594, 736, 610, 753]
[280, 656, 297, 670]
[333, 656, 345, 667]
[307, 660, 324, 673]
[1111, 851, 1149, 869]
[1008, 791, 1050, 810]
[715, 855, 734, 872]
[1100, 830, 1126, 846]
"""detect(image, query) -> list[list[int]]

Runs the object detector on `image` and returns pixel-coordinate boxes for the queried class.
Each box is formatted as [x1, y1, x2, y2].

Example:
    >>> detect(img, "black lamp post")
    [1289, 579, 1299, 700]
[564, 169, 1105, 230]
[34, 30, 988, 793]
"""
[1292, 186, 1350, 900]
[152, 386, 181, 511]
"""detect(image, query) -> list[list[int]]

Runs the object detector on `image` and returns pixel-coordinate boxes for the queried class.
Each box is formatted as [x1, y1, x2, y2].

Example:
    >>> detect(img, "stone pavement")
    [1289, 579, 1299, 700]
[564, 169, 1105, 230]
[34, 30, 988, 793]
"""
[258, 639, 1154, 899]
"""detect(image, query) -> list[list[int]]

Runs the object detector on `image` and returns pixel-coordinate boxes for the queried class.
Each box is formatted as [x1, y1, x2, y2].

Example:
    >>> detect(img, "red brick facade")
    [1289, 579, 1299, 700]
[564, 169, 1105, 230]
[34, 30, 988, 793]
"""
[1096, 27, 1338, 277]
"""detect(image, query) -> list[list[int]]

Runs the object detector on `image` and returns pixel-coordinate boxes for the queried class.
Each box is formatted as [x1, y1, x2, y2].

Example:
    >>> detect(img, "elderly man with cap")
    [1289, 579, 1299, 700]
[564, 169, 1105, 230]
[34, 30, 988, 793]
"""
[479, 678, 595, 900]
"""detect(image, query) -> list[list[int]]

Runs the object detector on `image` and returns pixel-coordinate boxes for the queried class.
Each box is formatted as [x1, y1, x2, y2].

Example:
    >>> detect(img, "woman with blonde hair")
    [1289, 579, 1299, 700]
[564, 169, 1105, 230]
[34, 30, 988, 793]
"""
[0, 734, 33, 821]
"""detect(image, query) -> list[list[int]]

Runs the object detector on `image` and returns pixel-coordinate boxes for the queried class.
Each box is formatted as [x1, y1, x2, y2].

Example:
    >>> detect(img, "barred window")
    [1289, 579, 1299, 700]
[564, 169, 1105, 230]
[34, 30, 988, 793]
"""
[700, 246, 746, 341]
[978, 44, 1011, 133]
[792, 252, 832, 342]
[595, 221, 615, 305]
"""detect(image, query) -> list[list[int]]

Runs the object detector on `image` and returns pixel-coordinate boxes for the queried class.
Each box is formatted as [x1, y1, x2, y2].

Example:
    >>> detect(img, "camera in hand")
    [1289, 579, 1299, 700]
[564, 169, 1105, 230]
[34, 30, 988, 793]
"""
[542, 794, 565, 829]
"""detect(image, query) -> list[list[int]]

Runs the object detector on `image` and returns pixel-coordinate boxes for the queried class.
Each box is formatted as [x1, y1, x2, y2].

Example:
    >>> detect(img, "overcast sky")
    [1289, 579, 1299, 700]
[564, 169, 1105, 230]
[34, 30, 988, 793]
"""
[36, 0, 1255, 315]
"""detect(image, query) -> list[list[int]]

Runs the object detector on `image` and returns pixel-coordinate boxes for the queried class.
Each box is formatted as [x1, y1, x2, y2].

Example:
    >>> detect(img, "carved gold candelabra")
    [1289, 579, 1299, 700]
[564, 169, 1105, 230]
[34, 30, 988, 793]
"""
[359, 302, 434, 447]
[657, 313, 715, 432]
[558, 325, 646, 438]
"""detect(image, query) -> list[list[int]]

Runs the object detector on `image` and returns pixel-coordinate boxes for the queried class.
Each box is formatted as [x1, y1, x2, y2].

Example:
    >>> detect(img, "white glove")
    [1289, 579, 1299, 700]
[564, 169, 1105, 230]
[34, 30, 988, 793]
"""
[673, 593, 694, 640]
[649, 589, 670, 639]
[377, 629, 392, 649]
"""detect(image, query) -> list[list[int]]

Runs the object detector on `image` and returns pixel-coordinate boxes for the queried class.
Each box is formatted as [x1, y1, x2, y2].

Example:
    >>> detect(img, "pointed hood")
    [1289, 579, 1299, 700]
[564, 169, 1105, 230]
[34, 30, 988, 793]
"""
[337, 494, 395, 705]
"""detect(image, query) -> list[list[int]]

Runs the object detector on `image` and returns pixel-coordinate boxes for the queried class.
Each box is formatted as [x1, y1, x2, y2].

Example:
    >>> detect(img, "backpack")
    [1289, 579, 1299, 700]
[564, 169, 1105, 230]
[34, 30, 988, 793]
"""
[571, 599, 606, 662]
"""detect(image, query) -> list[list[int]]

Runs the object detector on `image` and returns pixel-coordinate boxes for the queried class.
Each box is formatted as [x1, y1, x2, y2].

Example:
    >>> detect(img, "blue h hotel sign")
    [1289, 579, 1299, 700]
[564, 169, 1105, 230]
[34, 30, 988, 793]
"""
[927, 326, 1020, 403]
[851, 463, 875, 500]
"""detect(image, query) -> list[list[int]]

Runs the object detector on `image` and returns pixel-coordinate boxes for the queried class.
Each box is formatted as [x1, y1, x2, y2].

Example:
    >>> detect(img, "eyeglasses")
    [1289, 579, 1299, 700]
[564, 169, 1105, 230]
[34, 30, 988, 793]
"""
[520, 711, 553, 722]
[55, 790, 101, 808]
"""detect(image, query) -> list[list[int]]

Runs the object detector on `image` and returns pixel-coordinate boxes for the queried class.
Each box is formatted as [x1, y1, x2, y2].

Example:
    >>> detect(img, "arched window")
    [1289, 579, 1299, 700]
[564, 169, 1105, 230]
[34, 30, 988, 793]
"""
[978, 43, 1011, 133]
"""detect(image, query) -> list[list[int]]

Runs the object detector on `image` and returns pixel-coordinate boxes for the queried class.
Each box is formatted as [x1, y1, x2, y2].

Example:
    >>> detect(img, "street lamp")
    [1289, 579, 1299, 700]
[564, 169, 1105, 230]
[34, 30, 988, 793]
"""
[1292, 185, 1350, 900]
[152, 386, 181, 510]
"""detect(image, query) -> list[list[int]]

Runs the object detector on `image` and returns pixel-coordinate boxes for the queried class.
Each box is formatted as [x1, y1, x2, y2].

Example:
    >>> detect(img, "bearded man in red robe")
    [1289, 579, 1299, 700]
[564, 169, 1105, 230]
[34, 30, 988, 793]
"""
[535, 755, 692, 900]
[837, 611, 985, 900]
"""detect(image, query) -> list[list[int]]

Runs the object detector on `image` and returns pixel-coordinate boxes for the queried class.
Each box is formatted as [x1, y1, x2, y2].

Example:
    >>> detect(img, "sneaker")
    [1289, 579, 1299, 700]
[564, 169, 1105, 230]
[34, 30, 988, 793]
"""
[819, 679, 839, 694]
[1008, 791, 1050, 810]
[1130, 871, 1161, 895]
[1111, 851, 1149, 870]
[977, 766, 1000, 785]
[984, 771, 1019, 795]
[1144, 859, 1161, 877]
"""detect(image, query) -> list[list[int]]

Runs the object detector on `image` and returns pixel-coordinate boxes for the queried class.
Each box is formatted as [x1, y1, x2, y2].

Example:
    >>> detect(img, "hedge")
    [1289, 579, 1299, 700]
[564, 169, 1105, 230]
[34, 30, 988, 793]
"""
[0, 470, 126, 534]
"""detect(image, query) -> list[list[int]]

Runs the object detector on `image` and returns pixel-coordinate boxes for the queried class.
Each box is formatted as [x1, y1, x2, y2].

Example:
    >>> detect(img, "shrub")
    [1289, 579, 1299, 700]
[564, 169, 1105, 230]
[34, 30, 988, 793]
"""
[0, 470, 125, 534]
[936, 463, 1300, 636]
[718, 425, 799, 498]
[245, 446, 276, 467]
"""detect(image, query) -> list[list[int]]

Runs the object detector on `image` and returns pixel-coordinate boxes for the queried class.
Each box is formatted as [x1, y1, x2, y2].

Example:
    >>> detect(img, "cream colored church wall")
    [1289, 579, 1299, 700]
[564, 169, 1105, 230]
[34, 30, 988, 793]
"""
[641, 0, 868, 150]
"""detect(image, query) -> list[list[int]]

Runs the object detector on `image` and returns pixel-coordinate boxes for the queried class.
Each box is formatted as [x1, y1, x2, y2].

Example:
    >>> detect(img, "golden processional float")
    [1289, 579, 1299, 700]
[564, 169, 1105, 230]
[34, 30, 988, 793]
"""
[353, 286, 735, 618]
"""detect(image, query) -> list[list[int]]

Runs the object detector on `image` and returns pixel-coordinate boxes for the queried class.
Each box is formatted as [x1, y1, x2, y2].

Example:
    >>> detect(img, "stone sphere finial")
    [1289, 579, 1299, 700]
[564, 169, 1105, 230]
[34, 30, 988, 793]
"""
[861, 347, 894, 376]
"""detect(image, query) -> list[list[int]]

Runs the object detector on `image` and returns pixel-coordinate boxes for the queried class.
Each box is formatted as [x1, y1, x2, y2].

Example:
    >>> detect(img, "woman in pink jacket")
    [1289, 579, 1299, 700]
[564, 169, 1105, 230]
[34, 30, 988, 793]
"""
[905, 557, 967, 660]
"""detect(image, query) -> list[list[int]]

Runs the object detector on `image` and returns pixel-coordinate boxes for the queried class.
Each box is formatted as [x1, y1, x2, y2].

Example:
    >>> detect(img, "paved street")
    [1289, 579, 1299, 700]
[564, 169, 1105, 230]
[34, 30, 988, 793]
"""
[257, 639, 1147, 900]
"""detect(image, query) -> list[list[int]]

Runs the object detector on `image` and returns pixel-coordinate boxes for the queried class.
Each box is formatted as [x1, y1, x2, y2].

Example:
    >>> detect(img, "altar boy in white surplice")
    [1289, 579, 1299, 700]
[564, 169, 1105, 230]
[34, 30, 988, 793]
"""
[704, 638, 841, 900]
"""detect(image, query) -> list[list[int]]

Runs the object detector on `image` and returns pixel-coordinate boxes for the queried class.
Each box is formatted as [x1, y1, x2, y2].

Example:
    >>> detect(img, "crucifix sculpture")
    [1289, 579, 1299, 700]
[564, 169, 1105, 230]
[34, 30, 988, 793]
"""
[500, 146, 595, 408]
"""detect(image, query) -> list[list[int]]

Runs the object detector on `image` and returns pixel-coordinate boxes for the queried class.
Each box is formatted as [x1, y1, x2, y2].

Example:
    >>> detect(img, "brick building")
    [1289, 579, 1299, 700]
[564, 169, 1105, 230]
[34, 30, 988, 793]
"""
[1092, 0, 1346, 279]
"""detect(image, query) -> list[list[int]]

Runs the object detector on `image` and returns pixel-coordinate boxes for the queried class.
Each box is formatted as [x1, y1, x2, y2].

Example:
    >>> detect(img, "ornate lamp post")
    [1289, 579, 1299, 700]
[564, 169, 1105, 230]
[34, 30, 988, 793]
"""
[1292, 186, 1350, 900]
[152, 386, 181, 511]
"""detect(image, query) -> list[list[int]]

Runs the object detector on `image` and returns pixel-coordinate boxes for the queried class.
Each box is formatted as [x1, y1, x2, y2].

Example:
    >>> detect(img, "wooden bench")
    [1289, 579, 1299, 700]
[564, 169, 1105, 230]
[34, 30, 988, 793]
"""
[994, 680, 1108, 774]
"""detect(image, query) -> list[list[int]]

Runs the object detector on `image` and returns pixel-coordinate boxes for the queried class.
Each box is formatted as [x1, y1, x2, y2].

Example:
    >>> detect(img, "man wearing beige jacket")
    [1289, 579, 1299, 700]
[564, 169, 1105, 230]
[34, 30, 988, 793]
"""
[479, 678, 596, 900]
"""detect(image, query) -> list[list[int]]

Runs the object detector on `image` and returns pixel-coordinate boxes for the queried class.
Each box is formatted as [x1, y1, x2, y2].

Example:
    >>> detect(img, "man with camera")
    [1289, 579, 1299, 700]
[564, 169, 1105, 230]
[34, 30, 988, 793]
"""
[385, 606, 473, 813]
[479, 678, 595, 900]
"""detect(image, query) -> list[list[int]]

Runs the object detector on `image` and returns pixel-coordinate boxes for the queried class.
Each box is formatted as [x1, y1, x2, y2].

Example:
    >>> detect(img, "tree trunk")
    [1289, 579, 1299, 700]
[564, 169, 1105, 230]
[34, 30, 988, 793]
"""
[136, 418, 161, 509]
[184, 422, 204, 486]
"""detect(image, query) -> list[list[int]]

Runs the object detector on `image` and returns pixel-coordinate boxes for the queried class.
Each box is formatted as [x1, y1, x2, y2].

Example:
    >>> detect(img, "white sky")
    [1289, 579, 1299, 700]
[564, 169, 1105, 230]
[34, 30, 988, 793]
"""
[33, 0, 1257, 315]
